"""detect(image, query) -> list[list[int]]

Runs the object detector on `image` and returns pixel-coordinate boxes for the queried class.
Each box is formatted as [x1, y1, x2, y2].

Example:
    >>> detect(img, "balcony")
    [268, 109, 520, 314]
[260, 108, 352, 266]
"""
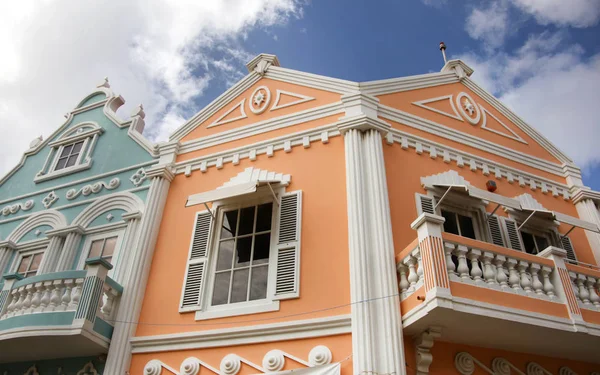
[0, 258, 122, 362]
[397, 213, 600, 363]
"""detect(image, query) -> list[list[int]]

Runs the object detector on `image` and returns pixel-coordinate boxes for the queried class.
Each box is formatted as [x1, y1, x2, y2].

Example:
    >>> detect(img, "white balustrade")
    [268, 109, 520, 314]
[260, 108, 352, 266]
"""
[444, 241, 557, 300]
[569, 271, 600, 310]
[397, 247, 424, 299]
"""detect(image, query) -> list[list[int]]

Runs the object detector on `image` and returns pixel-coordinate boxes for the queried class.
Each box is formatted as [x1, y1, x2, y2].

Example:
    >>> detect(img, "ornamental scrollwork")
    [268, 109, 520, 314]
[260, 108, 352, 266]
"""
[130, 168, 147, 186]
[42, 191, 58, 209]
[65, 178, 120, 200]
[1, 199, 34, 216]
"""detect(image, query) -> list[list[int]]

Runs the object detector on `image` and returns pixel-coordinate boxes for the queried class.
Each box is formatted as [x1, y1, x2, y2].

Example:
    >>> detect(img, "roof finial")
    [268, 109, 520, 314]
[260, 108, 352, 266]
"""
[97, 76, 110, 89]
[439, 42, 447, 64]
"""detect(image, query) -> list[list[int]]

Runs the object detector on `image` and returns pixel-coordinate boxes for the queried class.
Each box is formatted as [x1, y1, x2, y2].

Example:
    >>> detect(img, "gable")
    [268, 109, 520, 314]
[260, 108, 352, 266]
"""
[180, 77, 341, 142]
[377, 82, 561, 164]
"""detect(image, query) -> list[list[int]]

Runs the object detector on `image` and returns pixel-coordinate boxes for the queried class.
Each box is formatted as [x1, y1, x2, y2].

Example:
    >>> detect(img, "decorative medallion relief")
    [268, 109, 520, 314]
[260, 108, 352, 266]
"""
[412, 92, 527, 144]
[130, 167, 148, 186]
[455, 352, 583, 375]
[1, 200, 34, 216]
[42, 191, 59, 209]
[249, 86, 271, 114]
[65, 178, 120, 200]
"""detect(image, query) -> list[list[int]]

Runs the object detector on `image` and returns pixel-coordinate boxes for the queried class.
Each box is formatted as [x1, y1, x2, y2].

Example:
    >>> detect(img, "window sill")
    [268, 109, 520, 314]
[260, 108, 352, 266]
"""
[193, 300, 280, 321]
[34, 161, 92, 183]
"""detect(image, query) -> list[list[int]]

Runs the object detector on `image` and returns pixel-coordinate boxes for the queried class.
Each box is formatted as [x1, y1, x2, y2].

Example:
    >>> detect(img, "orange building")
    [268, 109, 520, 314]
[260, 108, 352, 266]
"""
[118, 55, 600, 374]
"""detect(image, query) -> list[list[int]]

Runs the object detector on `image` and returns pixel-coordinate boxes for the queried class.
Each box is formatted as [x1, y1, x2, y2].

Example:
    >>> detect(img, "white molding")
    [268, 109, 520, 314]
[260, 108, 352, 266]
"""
[480, 105, 527, 144]
[412, 95, 463, 122]
[265, 66, 359, 94]
[6, 209, 67, 243]
[359, 72, 459, 96]
[207, 99, 247, 128]
[248, 86, 271, 115]
[271, 90, 315, 111]
[130, 314, 352, 353]
[194, 301, 280, 321]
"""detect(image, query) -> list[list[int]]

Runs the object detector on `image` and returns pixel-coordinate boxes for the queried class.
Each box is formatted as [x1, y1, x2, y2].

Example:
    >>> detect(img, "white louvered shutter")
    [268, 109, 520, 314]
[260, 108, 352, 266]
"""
[561, 236, 577, 263]
[180, 211, 213, 310]
[417, 194, 435, 215]
[502, 218, 523, 251]
[487, 214, 505, 247]
[274, 191, 302, 300]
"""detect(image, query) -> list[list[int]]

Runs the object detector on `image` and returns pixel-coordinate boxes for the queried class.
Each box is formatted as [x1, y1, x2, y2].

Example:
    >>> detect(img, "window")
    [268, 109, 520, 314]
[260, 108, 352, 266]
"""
[87, 236, 118, 264]
[211, 203, 272, 306]
[441, 209, 476, 239]
[54, 141, 84, 171]
[16, 252, 44, 278]
[520, 231, 550, 255]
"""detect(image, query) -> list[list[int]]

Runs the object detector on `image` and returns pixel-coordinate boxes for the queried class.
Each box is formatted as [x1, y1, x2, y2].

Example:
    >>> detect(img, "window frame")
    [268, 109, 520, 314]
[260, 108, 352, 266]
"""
[12, 248, 46, 278]
[519, 228, 552, 255]
[50, 139, 88, 173]
[77, 229, 125, 276]
[431, 190, 487, 241]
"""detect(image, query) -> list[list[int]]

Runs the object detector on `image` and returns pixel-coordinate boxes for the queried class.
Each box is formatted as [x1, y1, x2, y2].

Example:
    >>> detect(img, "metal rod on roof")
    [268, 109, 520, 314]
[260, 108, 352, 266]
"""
[439, 42, 448, 64]
[518, 210, 537, 231]
[434, 186, 454, 209]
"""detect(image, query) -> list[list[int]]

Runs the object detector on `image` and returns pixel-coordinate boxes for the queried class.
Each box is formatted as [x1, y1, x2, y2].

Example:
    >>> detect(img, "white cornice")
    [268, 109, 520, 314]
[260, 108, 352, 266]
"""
[359, 72, 459, 96]
[130, 314, 351, 353]
[379, 104, 565, 176]
[571, 188, 600, 205]
[264, 66, 359, 94]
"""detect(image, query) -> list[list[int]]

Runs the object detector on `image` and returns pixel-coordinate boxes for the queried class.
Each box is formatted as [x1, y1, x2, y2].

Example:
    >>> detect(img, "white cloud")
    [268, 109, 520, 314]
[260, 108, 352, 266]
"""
[458, 33, 600, 169]
[465, 1, 510, 48]
[0, 0, 302, 177]
[510, 0, 600, 27]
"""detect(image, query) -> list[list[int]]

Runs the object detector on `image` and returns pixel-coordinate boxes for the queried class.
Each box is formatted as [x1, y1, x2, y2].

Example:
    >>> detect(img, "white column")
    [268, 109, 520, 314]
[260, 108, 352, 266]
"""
[53, 226, 84, 272]
[37, 236, 65, 274]
[103, 164, 173, 375]
[573, 196, 600, 265]
[0, 241, 17, 275]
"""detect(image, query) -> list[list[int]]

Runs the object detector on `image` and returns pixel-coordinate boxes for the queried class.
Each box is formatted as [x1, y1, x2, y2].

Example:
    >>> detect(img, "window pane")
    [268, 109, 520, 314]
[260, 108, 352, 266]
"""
[521, 232, 536, 254]
[230, 268, 250, 303]
[252, 233, 271, 265]
[535, 236, 549, 253]
[255, 203, 273, 232]
[249, 266, 269, 300]
[72, 141, 84, 154]
[103, 236, 118, 257]
[235, 237, 252, 268]
[212, 272, 231, 306]
[17, 256, 31, 273]
[458, 214, 476, 239]
[441, 210, 459, 235]
[89, 239, 104, 258]
[30, 253, 43, 271]
[65, 155, 78, 167]
[216, 240, 234, 271]
[221, 210, 238, 239]
[238, 206, 255, 235]
[60, 144, 73, 158]
[55, 157, 68, 170]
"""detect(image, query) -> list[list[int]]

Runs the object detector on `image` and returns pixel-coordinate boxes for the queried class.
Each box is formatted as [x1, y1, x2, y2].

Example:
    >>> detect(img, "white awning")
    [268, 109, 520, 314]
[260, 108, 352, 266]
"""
[430, 183, 521, 210]
[186, 180, 282, 207]
[554, 212, 600, 233]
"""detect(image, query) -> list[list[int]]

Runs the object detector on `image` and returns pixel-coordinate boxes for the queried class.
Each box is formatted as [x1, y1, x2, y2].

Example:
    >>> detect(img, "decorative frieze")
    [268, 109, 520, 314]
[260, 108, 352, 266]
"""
[42, 191, 59, 208]
[130, 168, 147, 186]
[1, 199, 34, 216]
[65, 178, 120, 200]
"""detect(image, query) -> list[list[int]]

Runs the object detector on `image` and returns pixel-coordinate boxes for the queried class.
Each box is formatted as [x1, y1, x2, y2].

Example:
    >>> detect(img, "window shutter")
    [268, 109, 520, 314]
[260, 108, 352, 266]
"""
[180, 211, 213, 310]
[274, 191, 302, 300]
[561, 236, 577, 263]
[487, 214, 505, 247]
[416, 194, 435, 215]
[502, 218, 523, 251]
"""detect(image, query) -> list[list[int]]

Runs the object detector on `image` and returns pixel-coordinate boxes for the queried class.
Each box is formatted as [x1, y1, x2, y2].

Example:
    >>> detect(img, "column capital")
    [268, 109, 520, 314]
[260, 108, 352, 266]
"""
[145, 164, 175, 182]
[246, 53, 280, 75]
[411, 213, 445, 230]
[538, 246, 567, 259]
[337, 93, 391, 135]
[571, 187, 600, 205]
[46, 224, 84, 238]
[562, 163, 584, 189]
[441, 60, 474, 80]
[0, 240, 17, 250]
[157, 141, 180, 165]
[337, 115, 392, 136]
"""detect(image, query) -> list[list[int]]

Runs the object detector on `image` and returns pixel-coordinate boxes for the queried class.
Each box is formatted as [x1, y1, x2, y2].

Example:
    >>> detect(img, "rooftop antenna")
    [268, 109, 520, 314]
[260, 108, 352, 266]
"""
[439, 42, 447, 64]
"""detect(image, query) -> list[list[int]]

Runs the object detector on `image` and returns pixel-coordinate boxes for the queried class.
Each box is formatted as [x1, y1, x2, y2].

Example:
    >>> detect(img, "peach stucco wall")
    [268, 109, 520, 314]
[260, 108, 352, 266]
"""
[377, 82, 561, 164]
[135, 137, 350, 337]
[180, 78, 341, 143]
[129, 334, 354, 375]
[383, 143, 597, 265]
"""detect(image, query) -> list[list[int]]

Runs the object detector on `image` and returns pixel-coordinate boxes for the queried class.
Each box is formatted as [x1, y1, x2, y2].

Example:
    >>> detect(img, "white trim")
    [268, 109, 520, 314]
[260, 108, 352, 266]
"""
[479, 105, 527, 144]
[207, 99, 248, 128]
[455, 92, 481, 125]
[265, 66, 359, 94]
[130, 314, 351, 353]
[412, 95, 463, 122]
[76, 228, 126, 276]
[271, 90, 315, 111]
[360, 71, 459, 95]
[194, 300, 280, 321]
[249, 86, 271, 114]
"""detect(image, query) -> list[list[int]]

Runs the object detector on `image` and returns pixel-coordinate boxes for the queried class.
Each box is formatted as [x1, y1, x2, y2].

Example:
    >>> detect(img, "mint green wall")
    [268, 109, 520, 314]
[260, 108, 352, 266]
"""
[0, 356, 105, 374]
[18, 224, 53, 243]
[89, 209, 127, 227]
[78, 92, 107, 107]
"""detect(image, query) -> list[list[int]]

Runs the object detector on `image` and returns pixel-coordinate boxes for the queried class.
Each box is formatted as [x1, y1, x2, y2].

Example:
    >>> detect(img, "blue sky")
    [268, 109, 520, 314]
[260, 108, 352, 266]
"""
[1, 0, 599, 190]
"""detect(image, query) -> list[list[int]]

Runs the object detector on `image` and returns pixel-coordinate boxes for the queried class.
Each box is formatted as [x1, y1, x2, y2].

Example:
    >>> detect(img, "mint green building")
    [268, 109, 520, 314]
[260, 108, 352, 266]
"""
[0, 80, 175, 374]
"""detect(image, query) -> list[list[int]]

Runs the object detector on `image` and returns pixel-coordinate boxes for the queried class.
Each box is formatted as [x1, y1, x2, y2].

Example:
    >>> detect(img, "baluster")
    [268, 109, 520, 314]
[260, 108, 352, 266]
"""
[102, 287, 115, 319]
[530, 264, 544, 296]
[455, 245, 469, 280]
[69, 279, 83, 309]
[22, 285, 34, 314]
[586, 277, 600, 307]
[444, 243, 456, 276]
[541, 267, 555, 299]
[5, 289, 19, 316]
[49, 280, 63, 310]
[397, 264, 409, 293]
[31, 283, 44, 312]
[577, 274, 590, 304]
[415, 249, 424, 283]
[482, 252, 497, 285]
[60, 280, 73, 311]
[570, 272, 580, 301]
[518, 261, 532, 292]
[506, 259, 521, 290]
[494, 255, 508, 288]
[467, 249, 483, 282]
[40, 281, 52, 311]
[404, 256, 418, 289]
[14, 288, 27, 315]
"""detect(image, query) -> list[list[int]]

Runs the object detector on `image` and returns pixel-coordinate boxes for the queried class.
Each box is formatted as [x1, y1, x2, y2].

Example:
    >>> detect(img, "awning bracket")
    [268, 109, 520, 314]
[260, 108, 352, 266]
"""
[518, 210, 537, 231]
[203, 203, 216, 219]
[267, 183, 280, 206]
[562, 225, 576, 238]
[485, 204, 502, 223]
[434, 186, 454, 209]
